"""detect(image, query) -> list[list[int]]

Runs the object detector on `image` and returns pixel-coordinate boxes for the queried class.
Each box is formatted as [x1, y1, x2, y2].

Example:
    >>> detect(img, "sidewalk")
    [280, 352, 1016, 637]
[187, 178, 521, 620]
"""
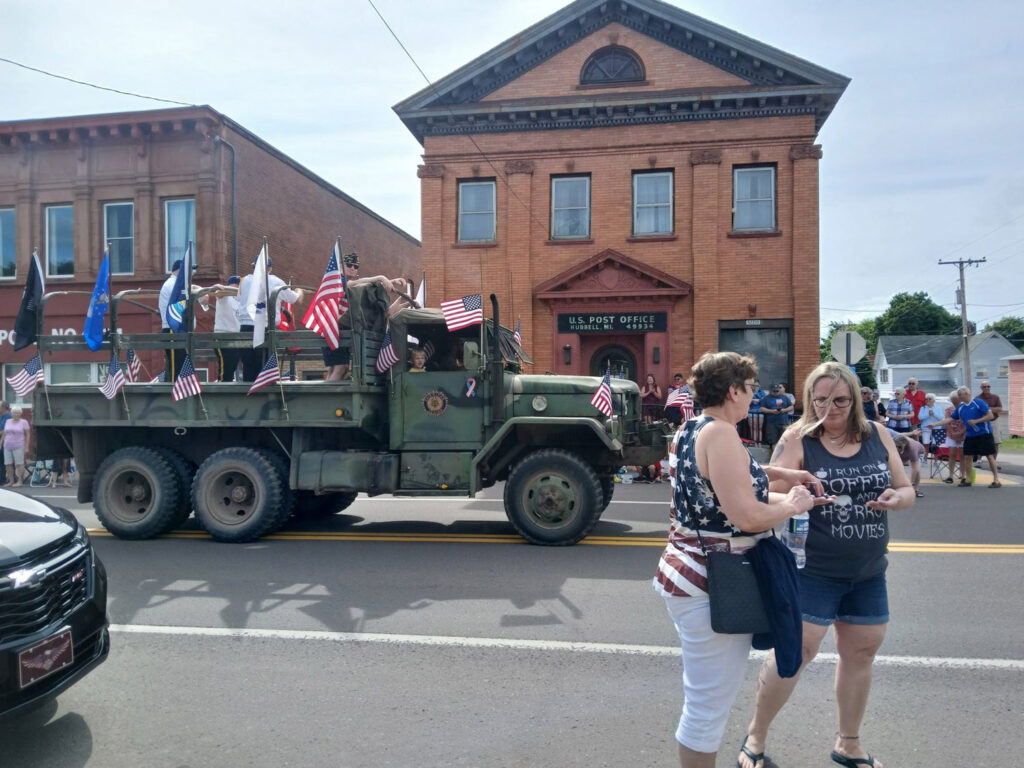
[992, 450, 1024, 478]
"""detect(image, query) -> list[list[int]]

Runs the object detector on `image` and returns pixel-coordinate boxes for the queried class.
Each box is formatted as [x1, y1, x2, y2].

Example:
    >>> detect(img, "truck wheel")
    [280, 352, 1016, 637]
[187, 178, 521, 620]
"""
[94, 447, 181, 540]
[153, 447, 197, 528]
[295, 490, 359, 517]
[255, 448, 297, 528]
[192, 448, 285, 542]
[598, 474, 615, 513]
[504, 449, 602, 545]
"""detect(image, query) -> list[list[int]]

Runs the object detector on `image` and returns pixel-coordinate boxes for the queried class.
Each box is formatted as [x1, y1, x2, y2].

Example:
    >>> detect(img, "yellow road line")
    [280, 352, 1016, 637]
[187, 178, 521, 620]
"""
[84, 527, 1024, 552]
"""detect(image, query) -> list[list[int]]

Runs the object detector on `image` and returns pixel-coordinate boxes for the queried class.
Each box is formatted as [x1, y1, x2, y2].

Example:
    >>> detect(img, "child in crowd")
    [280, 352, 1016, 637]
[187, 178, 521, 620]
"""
[408, 347, 427, 373]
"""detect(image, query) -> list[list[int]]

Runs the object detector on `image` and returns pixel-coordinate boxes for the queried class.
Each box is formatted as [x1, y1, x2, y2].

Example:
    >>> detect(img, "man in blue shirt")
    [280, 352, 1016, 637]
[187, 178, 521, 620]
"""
[953, 385, 1000, 487]
[761, 384, 790, 449]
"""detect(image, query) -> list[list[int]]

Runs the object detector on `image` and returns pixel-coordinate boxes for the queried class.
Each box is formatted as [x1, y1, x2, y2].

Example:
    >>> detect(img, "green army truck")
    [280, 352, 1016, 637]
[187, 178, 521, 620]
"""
[32, 285, 669, 546]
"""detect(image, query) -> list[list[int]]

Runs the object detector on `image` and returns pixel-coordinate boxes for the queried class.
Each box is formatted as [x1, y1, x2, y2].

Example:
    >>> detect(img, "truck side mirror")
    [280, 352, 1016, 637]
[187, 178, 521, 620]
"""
[463, 341, 481, 371]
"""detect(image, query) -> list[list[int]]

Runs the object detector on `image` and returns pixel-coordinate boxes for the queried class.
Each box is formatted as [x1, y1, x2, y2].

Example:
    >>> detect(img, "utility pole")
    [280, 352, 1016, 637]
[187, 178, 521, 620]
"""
[938, 257, 986, 391]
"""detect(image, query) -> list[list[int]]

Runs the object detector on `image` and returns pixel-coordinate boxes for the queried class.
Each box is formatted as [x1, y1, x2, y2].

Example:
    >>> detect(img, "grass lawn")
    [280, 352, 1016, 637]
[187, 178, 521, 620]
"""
[1001, 436, 1024, 454]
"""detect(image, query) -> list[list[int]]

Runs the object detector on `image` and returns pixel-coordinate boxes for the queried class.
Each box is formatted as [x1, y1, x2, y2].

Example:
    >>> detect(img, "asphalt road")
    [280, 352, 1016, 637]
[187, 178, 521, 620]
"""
[1, 475, 1021, 768]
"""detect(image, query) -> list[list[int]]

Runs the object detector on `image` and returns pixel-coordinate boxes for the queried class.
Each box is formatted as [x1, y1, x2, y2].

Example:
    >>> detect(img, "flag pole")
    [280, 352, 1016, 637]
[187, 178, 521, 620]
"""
[118, 357, 133, 422]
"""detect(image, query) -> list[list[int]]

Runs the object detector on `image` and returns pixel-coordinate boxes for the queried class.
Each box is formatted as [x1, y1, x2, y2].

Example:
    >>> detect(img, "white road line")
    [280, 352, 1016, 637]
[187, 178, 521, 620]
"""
[109, 624, 1024, 671]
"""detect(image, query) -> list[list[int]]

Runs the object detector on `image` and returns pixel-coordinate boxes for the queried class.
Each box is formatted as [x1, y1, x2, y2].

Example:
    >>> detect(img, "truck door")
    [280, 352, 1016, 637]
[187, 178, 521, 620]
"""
[389, 369, 486, 451]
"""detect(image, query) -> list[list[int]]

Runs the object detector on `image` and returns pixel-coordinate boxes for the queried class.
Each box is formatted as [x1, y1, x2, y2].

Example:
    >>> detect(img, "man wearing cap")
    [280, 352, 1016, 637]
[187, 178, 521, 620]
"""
[324, 253, 360, 381]
[760, 384, 790, 449]
[236, 256, 303, 382]
[976, 380, 1003, 460]
[213, 276, 242, 382]
[157, 259, 211, 379]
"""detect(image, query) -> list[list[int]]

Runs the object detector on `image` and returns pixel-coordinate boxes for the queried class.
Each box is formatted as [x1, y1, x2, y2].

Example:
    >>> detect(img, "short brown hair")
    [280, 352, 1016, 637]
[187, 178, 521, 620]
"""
[688, 351, 757, 408]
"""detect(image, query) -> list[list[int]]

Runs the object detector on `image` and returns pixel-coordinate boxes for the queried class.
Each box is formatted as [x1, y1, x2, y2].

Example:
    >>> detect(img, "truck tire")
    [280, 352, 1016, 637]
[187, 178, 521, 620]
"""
[255, 448, 297, 529]
[192, 447, 285, 542]
[94, 447, 182, 540]
[504, 449, 603, 545]
[153, 447, 197, 528]
[295, 490, 359, 518]
[598, 474, 615, 513]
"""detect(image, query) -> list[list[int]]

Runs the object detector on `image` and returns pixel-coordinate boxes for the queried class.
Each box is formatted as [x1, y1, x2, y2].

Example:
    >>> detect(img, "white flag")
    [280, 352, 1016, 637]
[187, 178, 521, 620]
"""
[243, 244, 268, 348]
[414, 275, 425, 308]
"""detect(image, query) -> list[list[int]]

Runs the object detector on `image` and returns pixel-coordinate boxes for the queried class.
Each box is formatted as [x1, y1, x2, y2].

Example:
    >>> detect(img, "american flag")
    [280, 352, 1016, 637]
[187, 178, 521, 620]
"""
[513, 318, 522, 347]
[375, 326, 399, 373]
[150, 371, 166, 384]
[423, 339, 435, 361]
[666, 387, 695, 421]
[248, 352, 281, 394]
[99, 353, 126, 400]
[590, 367, 613, 417]
[6, 355, 44, 398]
[302, 245, 347, 349]
[440, 293, 483, 332]
[171, 355, 202, 402]
[125, 348, 142, 383]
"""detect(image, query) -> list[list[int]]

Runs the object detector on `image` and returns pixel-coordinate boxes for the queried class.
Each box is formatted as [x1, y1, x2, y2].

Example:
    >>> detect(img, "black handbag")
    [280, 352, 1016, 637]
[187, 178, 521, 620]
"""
[704, 548, 771, 635]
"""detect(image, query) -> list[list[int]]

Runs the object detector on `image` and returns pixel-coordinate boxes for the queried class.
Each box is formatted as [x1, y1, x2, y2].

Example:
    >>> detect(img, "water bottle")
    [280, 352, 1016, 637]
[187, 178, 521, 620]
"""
[783, 511, 810, 568]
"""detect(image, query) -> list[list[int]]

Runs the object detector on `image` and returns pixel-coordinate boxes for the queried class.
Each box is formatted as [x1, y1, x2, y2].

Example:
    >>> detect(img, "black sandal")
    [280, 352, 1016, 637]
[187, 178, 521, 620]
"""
[737, 735, 766, 768]
[830, 749, 876, 766]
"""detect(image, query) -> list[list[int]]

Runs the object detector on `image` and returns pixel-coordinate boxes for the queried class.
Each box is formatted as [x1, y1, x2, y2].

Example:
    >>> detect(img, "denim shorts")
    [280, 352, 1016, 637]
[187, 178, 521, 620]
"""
[798, 571, 889, 626]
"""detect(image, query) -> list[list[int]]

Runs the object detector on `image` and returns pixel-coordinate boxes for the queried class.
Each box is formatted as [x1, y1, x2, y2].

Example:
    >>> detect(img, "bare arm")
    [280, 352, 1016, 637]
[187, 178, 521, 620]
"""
[697, 420, 812, 531]
[866, 423, 915, 511]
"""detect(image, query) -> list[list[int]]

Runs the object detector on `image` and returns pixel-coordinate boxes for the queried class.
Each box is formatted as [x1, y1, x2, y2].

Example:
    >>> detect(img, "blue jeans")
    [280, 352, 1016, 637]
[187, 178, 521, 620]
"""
[798, 571, 889, 626]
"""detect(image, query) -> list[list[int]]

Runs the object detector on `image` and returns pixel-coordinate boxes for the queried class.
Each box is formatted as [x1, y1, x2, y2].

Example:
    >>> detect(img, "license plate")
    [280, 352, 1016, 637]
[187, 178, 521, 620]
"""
[18, 629, 74, 689]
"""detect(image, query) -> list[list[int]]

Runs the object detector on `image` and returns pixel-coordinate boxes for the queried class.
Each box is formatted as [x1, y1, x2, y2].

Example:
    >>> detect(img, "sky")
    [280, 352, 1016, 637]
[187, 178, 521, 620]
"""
[3, 0, 1023, 337]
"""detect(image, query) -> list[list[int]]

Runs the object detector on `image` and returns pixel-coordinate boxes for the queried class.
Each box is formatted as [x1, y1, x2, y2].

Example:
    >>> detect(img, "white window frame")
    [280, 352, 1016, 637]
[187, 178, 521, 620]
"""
[457, 181, 496, 243]
[165, 198, 196, 272]
[632, 171, 673, 236]
[45, 204, 75, 278]
[998, 364, 1009, 378]
[46, 362, 103, 385]
[733, 166, 777, 231]
[881, 369, 889, 384]
[104, 201, 135, 275]
[550, 176, 591, 240]
[0, 207, 15, 280]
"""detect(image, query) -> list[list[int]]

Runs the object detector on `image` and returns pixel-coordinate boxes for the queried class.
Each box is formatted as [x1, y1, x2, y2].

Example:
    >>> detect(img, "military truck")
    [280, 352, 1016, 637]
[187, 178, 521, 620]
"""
[32, 284, 668, 545]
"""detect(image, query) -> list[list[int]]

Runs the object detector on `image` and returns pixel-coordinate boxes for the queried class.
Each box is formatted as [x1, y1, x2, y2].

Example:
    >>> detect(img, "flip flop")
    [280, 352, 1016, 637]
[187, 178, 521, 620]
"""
[737, 736, 766, 768]
[943, 478, 954, 484]
[830, 750, 876, 766]
[988, 481, 1002, 488]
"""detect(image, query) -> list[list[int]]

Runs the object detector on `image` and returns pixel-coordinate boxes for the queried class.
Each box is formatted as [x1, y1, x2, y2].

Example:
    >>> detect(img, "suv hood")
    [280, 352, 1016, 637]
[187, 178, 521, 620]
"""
[511, 375, 639, 396]
[0, 491, 78, 567]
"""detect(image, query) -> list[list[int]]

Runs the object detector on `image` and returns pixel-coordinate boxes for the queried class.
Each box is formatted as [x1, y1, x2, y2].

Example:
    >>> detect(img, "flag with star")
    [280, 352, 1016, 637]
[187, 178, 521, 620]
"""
[440, 293, 483, 332]
[98, 353, 126, 400]
[590, 366, 613, 417]
[302, 243, 347, 350]
[125, 348, 142, 382]
[375, 325, 399, 373]
[171, 355, 202, 402]
[6, 355, 44, 398]
[247, 352, 281, 394]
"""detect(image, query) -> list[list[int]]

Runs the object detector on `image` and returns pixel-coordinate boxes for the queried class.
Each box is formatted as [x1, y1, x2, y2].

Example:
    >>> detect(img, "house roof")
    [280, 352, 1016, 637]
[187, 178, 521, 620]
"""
[394, 0, 849, 142]
[877, 332, 1018, 366]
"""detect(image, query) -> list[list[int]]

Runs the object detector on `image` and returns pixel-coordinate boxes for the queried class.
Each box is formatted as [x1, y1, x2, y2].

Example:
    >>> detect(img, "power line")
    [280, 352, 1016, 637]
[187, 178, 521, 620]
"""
[0, 55, 193, 106]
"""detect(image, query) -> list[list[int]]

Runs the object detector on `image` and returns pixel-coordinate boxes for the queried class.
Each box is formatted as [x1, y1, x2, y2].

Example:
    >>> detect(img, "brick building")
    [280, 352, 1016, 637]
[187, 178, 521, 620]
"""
[395, 0, 847, 389]
[0, 105, 420, 401]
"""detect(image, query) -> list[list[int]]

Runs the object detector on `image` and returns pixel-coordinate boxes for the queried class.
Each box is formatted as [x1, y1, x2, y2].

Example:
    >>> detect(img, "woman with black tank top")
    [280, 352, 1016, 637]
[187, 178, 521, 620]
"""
[736, 362, 914, 768]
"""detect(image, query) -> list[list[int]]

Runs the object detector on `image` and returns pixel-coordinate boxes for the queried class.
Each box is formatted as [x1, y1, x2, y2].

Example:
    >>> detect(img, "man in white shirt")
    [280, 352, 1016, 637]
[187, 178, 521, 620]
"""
[213, 275, 242, 382]
[236, 257, 302, 382]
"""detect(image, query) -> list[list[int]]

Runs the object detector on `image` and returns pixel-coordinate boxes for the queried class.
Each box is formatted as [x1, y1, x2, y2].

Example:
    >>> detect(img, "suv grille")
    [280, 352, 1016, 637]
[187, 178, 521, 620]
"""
[0, 540, 90, 644]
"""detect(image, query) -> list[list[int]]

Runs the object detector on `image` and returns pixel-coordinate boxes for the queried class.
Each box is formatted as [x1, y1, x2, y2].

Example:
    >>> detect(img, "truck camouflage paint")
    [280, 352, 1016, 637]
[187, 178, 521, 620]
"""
[33, 286, 669, 545]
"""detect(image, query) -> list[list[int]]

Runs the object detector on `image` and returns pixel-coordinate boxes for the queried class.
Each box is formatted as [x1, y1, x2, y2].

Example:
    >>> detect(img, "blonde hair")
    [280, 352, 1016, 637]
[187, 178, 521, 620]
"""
[793, 362, 873, 442]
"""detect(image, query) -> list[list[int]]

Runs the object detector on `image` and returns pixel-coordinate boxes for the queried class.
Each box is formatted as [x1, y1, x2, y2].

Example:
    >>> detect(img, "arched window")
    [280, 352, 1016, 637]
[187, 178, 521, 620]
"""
[580, 46, 645, 85]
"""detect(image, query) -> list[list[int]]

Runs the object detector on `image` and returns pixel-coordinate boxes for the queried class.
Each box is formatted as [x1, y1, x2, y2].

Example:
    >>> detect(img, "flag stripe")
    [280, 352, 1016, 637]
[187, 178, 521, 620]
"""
[440, 294, 483, 332]
[248, 353, 281, 394]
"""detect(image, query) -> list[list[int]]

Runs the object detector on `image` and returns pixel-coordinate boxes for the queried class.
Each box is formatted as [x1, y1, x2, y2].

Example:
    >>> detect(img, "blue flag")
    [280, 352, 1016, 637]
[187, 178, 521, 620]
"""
[165, 242, 191, 332]
[83, 249, 110, 351]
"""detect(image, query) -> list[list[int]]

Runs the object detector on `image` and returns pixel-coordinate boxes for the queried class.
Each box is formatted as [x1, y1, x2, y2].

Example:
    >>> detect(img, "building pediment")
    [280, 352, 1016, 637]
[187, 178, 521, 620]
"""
[535, 249, 691, 302]
[395, 0, 849, 141]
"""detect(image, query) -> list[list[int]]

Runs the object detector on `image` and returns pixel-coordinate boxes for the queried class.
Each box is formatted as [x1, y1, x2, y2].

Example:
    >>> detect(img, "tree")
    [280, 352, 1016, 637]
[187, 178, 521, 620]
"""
[873, 292, 960, 338]
[983, 316, 1024, 352]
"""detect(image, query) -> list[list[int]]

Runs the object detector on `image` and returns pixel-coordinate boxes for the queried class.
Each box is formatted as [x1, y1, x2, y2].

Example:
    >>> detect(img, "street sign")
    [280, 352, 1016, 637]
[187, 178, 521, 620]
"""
[830, 330, 867, 365]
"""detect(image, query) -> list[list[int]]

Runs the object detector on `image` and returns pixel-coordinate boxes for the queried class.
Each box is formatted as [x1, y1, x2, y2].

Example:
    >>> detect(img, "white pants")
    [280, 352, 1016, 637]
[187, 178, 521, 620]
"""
[664, 595, 753, 753]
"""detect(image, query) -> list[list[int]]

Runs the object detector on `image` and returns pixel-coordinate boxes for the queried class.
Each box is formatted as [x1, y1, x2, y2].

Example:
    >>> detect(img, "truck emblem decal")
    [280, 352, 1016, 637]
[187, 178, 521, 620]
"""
[465, 377, 476, 398]
[422, 389, 449, 416]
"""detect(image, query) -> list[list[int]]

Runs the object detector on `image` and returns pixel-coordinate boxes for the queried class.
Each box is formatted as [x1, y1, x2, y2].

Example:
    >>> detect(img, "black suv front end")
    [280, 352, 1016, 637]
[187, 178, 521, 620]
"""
[0, 491, 109, 718]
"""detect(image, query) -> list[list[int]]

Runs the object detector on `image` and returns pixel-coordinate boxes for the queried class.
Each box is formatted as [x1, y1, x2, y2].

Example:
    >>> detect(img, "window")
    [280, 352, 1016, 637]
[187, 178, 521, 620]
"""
[580, 46, 645, 85]
[104, 202, 134, 274]
[165, 199, 195, 271]
[733, 166, 776, 231]
[47, 362, 101, 385]
[0, 208, 14, 279]
[457, 181, 496, 242]
[998, 364, 1009, 378]
[881, 369, 889, 384]
[551, 176, 590, 239]
[975, 367, 988, 379]
[719, 321, 792, 399]
[633, 171, 673, 235]
[46, 205, 74, 277]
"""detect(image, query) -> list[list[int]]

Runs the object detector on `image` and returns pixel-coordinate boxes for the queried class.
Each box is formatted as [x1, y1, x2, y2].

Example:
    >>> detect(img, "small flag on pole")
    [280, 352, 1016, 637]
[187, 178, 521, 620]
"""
[243, 244, 269, 348]
[6, 355, 45, 398]
[440, 293, 483, 332]
[171, 355, 202, 402]
[513, 318, 522, 347]
[247, 352, 281, 394]
[98, 353, 126, 400]
[302, 244, 346, 350]
[125, 348, 142, 383]
[83, 248, 111, 351]
[590, 366, 613, 417]
[423, 339, 436, 361]
[165, 242, 191, 333]
[149, 371, 166, 384]
[665, 388, 695, 421]
[375, 326, 399, 373]
[13, 251, 45, 351]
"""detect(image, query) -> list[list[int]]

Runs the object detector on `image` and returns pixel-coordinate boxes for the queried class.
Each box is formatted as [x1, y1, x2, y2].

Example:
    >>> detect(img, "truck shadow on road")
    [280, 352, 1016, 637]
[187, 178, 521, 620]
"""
[0, 701, 93, 768]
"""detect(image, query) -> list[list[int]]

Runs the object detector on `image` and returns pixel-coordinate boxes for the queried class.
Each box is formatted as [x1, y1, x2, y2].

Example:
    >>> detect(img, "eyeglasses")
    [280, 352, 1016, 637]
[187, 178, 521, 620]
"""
[812, 396, 853, 408]
[981, 385, 991, 388]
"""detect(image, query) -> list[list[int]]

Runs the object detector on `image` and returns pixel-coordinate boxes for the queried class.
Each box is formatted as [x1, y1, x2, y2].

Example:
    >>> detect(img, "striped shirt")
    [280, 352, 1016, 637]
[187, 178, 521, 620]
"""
[653, 416, 770, 598]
